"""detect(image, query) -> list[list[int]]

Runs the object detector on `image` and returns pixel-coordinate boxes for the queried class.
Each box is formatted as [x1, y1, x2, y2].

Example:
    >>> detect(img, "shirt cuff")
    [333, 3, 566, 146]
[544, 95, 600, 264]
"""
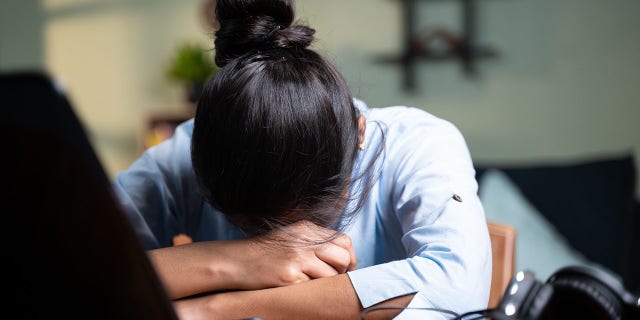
[392, 293, 449, 320]
[347, 260, 419, 308]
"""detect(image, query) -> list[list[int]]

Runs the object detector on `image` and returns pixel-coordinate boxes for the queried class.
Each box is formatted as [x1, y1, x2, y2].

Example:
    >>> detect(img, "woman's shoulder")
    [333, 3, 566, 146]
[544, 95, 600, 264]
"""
[361, 102, 471, 173]
[356, 98, 452, 128]
[139, 117, 195, 173]
[174, 118, 195, 138]
[366, 104, 461, 139]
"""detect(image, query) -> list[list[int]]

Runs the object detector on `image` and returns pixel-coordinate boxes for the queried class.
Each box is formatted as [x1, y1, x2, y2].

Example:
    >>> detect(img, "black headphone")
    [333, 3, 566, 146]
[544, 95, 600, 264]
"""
[490, 265, 640, 320]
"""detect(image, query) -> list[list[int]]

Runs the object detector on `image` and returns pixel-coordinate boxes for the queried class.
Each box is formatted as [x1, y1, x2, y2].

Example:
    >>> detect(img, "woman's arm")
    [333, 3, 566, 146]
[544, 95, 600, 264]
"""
[338, 106, 492, 316]
[173, 274, 415, 320]
[148, 220, 357, 300]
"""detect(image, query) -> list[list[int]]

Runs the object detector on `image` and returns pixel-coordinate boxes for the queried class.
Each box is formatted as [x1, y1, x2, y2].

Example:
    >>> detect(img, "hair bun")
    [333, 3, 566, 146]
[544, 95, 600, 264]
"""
[214, 0, 315, 67]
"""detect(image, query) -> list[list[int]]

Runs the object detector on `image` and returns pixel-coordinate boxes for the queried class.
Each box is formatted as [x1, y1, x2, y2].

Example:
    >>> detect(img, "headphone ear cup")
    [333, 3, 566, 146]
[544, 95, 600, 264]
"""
[519, 284, 553, 320]
[537, 269, 623, 320]
[521, 283, 554, 320]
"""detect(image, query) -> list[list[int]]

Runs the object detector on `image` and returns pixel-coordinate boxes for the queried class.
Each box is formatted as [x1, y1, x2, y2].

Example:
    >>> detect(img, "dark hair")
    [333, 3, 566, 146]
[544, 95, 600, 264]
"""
[192, 0, 373, 235]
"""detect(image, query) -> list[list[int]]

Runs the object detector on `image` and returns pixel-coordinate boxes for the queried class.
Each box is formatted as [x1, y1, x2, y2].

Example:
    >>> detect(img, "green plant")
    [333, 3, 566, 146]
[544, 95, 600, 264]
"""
[166, 42, 218, 85]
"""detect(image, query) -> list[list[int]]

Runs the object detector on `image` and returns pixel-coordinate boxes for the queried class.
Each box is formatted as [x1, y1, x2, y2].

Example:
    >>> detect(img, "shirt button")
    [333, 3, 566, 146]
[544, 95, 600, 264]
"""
[453, 194, 463, 202]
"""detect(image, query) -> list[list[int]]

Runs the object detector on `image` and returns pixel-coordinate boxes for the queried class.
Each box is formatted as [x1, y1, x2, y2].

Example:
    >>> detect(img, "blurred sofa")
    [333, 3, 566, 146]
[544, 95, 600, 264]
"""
[475, 154, 639, 294]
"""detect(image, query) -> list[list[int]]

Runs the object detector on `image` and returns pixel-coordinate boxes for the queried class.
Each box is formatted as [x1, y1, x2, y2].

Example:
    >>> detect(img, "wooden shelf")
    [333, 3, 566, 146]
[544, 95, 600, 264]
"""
[378, 0, 500, 91]
[375, 46, 497, 64]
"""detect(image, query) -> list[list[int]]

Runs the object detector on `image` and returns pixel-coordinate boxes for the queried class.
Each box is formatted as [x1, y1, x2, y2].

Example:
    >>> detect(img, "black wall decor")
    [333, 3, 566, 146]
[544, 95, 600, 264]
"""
[377, 0, 498, 91]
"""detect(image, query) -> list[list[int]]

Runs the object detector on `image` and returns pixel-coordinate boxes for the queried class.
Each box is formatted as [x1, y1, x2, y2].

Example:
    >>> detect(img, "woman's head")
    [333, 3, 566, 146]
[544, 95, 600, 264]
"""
[192, 0, 363, 234]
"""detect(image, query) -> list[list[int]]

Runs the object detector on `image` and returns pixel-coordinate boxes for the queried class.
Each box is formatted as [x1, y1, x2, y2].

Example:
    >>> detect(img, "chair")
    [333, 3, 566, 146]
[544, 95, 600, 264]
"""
[487, 220, 517, 308]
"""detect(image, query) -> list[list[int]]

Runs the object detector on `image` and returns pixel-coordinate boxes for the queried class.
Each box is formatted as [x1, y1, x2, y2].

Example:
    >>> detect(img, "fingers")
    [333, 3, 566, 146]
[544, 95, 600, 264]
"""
[305, 232, 356, 277]
[295, 221, 357, 273]
[329, 234, 357, 271]
[252, 221, 358, 285]
[291, 271, 311, 284]
[347, 245, 357, 271]
[301, 256, 340, 279]
[313, 242, 352, 274]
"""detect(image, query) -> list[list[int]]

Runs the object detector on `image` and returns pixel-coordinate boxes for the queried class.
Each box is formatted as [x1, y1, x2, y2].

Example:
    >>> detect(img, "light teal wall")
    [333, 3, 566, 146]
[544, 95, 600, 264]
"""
[298, 0, 640, 172]
[0, 0, 43, 71]
[1, 0, 639, 194]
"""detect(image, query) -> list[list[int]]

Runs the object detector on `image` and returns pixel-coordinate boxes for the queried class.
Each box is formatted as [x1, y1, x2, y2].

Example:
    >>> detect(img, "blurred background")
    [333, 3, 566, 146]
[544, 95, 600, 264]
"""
[2, 0, 638, 292]
[1, 0, 638, 184]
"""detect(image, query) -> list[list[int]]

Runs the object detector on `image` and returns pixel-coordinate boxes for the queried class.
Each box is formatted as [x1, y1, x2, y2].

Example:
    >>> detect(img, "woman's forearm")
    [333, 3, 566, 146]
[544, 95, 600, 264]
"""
[213, 274, 360, 319]
[147, 241, 242, 299]
[179, 274, 415, 320]
[148, 221, 358, 300]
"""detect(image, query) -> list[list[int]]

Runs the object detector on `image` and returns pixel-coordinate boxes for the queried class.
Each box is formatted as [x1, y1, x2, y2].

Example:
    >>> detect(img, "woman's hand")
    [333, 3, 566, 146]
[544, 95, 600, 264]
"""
[148, 220, 356, 299]
[225, 220, 357, 290]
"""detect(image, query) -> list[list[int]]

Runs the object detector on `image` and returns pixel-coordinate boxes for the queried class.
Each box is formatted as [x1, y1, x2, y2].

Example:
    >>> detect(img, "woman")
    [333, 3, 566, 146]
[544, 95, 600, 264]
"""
[114, 0, 492, 318]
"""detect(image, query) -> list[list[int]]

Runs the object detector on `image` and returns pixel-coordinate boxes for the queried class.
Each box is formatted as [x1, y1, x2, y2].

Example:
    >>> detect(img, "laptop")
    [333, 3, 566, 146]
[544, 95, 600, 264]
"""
[2, 71, 179, 319]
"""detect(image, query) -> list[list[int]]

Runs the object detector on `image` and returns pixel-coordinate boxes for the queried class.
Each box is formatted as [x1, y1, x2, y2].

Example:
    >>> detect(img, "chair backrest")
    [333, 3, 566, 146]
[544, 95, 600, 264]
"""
[487, 220, 517, 308]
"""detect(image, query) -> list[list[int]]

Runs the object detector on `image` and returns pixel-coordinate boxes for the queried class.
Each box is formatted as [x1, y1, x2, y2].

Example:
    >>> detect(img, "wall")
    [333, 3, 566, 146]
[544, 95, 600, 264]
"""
[40, 0, 210, 174]
[0, 0, 44, 71]
[297, 0, 640, 171]
[1, 0, 639, 195]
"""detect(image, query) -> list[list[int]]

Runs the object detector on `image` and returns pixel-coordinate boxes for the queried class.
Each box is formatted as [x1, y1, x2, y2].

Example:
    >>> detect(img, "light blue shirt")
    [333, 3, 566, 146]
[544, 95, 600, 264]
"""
[113, 99, 492, 319]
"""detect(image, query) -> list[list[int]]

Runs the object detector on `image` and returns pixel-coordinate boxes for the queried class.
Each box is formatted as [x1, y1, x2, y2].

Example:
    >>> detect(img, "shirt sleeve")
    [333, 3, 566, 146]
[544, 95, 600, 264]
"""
[112, 119, 201, 249]
[347, 108, 492, 317]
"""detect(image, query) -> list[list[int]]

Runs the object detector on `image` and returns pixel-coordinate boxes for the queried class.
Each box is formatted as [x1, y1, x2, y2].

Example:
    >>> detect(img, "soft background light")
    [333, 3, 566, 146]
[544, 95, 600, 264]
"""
[1, 0, 639, 197]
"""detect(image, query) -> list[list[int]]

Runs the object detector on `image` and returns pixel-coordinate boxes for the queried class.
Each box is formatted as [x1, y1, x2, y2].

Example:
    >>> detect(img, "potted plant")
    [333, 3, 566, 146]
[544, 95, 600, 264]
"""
[166, 42, 219, 104]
